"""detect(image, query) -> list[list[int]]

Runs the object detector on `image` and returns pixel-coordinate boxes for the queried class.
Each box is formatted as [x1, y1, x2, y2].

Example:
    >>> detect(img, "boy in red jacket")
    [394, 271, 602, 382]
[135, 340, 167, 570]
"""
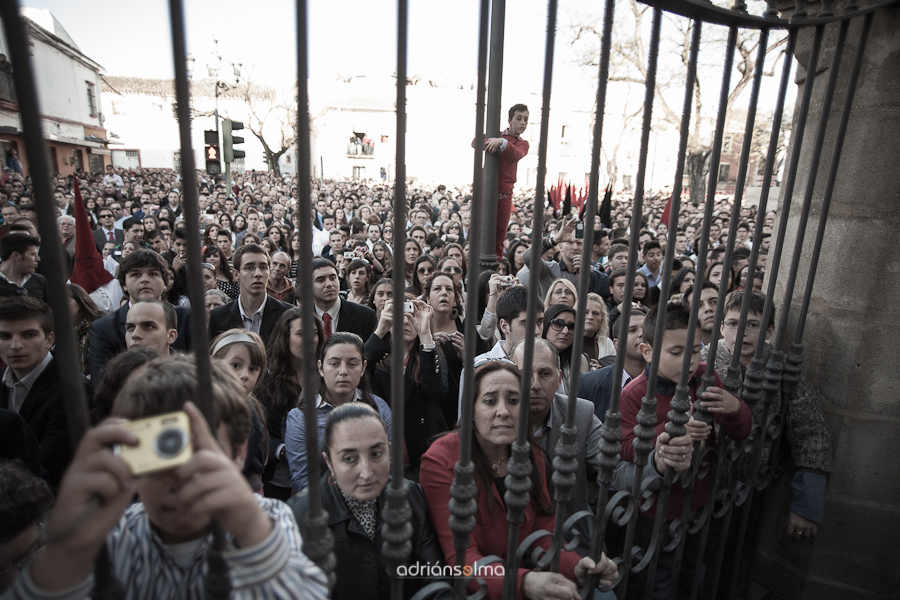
[619, 300, 752, 599]
[484, 104, 529, 260]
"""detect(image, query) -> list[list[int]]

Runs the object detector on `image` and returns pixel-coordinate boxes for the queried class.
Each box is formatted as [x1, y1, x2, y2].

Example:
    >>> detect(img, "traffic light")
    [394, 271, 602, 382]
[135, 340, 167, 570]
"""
[205, 144, 221, 174]
[223, 119, 245, 162]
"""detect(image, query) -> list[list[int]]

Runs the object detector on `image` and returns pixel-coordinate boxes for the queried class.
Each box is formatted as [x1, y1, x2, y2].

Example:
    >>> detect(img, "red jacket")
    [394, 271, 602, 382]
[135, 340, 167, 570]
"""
[420, 433, 581, 600]
[498, 131, 529, 196]
[619, 364, 752, 521]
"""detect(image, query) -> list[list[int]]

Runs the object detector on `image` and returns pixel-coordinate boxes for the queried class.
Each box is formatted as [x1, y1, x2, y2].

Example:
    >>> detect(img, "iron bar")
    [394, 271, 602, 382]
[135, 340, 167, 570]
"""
[699, 27, 770, 597]
[478, 0, 506, 270]
[617, 9, 663, 598]
[0, 0, 90, 454]
[498, 0, 553, 595]
[165, 5, 234, 598]
[166, 0, 213, 422]
[641, 17, 703, 599]
[743, 25, 823, 498]
[551, 0, 587, 570]
[792, 14, 872, 351]
[384, 3, 413, 600]
[721, 28, 797, 600]
[585, 0, 621, 593]
[295, 0, 336, 586]
[0, 2, 113, 595]
[449, 0, 490, 595]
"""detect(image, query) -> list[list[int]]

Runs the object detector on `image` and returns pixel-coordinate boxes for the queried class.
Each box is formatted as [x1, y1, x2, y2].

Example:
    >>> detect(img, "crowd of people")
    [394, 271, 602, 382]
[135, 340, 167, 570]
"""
[0, 161, 832, 599]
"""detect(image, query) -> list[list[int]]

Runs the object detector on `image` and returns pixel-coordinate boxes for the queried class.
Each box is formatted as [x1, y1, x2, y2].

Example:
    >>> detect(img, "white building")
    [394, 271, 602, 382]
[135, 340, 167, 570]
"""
[0, 8, 110, 177]
[102, 76, 297, 176]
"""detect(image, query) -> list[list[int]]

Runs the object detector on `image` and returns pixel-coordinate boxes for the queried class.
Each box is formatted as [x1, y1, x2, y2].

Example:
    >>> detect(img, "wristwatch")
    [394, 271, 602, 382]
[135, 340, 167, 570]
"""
[420, 342, 436, 352]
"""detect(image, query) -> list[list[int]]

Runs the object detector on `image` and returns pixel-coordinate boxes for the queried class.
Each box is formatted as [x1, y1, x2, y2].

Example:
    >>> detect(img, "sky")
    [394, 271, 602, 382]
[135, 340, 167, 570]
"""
[22, 0, 600, 103]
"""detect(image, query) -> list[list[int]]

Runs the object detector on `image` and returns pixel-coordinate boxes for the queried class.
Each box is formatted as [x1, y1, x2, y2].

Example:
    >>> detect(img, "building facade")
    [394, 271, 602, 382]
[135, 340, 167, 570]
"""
[0, 8, 109, 177]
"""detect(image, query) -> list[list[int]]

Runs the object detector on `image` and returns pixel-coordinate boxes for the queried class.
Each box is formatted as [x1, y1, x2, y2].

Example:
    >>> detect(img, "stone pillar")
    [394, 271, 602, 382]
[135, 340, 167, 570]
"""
[752, 8, 900, 599]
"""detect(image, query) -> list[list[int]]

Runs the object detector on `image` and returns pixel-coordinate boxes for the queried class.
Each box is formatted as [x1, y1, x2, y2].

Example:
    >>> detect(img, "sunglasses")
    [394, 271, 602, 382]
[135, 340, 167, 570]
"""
[442, 266, 463, 274]
[417, 267, 435, 274]
[549, 318, 576, 333]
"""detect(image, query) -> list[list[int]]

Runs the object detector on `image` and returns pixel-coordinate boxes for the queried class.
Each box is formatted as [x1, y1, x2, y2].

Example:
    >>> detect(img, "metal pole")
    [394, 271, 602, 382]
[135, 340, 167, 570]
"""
[478, 0, 506, 270]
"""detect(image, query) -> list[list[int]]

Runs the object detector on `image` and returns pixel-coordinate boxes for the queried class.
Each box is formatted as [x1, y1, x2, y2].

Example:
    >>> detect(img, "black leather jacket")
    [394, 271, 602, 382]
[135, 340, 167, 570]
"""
[289, 476, 454, 600]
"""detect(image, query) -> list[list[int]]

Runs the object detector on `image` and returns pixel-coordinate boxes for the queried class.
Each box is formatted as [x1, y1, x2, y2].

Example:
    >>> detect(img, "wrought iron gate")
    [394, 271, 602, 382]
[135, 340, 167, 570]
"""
[0, 0, 895, 599]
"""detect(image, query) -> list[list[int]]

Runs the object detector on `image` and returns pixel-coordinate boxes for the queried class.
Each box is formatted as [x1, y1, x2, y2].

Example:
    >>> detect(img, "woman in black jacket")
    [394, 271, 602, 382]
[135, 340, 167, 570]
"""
[365, 298, 449, 471]
[289, 403, 453, 600]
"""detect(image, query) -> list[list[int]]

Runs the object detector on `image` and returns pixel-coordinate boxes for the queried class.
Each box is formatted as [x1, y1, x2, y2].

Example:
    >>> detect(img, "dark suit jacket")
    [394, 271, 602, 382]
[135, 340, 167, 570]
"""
[88, 303, 193, 384]
[0, 407, 43, 478]
[208, 295, 293, 345]
[336, 299, 377, 341]
[93, 227, 124, 253]
[0, 358, 79, 486]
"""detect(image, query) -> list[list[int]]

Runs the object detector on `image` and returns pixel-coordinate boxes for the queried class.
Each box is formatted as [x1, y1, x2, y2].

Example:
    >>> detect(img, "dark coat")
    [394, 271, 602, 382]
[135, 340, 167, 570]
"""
[0, 358, 82, 486]
[0, 272, 47, 300]
[93, 227, 124, 253]
[88, 303, 193, 384]
[335, 299, 377, 342]
[0, 407, 43, 478]
[289, 477, 453, 600]
[365, 334, 449, 468]
[208, 295, 293, 345]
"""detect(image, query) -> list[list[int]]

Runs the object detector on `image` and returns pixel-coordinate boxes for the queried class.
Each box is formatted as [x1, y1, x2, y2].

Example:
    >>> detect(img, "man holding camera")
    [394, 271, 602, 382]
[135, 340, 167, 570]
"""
[519, 217, 610, 300]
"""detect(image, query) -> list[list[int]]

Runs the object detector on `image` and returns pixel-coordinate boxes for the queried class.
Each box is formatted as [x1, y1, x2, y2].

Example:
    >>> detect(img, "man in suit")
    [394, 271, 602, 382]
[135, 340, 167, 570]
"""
[92, 207, 124, 253]
[0, 297, 75, 487]
[209, 243, 292, 344]
[88, 249, 192, 383]
[310, 258, 376, 341]
[512, 338, 603, 556]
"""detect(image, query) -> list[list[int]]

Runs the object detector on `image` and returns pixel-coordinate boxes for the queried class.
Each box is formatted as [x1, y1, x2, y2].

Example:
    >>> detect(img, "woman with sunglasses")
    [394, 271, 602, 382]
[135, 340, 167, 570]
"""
[542, 303, 589, 394]
[419, 361, 618, 600]
[436, 257, 464, 290]
[410, 254, 436, 298]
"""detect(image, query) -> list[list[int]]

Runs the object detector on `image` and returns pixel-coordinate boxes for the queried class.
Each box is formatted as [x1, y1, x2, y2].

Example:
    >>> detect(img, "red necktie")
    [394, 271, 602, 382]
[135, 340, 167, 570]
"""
[108, 230, 115, 242]
[323, 313, 332, 339]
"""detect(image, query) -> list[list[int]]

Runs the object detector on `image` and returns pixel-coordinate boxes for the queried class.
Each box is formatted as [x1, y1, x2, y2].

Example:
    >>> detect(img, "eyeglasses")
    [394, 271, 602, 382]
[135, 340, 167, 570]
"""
[99, 213, 113, 219]
[442, 266, 463, 274]
[549, 318, 576, 333]
[417, 267, 434, 275]
[723, 320, 761, 331]
[240, 264, 269, 273]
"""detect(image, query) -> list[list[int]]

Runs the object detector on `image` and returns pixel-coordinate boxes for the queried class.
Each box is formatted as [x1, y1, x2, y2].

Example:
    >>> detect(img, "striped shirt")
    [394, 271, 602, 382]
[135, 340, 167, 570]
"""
[9, 496, 329, 600]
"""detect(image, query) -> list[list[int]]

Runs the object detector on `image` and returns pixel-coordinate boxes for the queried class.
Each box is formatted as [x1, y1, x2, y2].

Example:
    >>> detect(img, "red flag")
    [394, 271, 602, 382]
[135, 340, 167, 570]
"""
[71, 177, 114, 292]
[660, 195, 673, 228]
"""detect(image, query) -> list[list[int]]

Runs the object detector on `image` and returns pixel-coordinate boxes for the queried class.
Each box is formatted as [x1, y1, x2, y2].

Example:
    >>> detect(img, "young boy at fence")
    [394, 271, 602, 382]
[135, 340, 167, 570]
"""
[619, 300, 752, 599]
[4, 356, 329, 600]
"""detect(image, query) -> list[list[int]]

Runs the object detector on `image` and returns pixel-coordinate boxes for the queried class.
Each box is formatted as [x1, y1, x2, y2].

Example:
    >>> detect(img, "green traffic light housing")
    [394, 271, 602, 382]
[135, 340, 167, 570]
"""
[223, 119, 245, 162]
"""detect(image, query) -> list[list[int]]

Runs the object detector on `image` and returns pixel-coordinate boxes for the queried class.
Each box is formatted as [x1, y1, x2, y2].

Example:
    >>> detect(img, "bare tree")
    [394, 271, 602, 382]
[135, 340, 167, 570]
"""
[237, 80, 297, 176]
[568, 0, 788, 205]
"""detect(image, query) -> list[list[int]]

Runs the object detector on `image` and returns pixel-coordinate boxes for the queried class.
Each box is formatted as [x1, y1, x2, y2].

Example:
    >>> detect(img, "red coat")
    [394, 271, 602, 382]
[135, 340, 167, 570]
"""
[619, 364, 753, 521]
[498, 132, 529, 196]
[420, 433, 581, 600]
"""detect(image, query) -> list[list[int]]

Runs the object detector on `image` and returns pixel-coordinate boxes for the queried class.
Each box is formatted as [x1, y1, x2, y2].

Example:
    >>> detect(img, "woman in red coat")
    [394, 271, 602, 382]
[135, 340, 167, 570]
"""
[420, 360, 617, 600]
